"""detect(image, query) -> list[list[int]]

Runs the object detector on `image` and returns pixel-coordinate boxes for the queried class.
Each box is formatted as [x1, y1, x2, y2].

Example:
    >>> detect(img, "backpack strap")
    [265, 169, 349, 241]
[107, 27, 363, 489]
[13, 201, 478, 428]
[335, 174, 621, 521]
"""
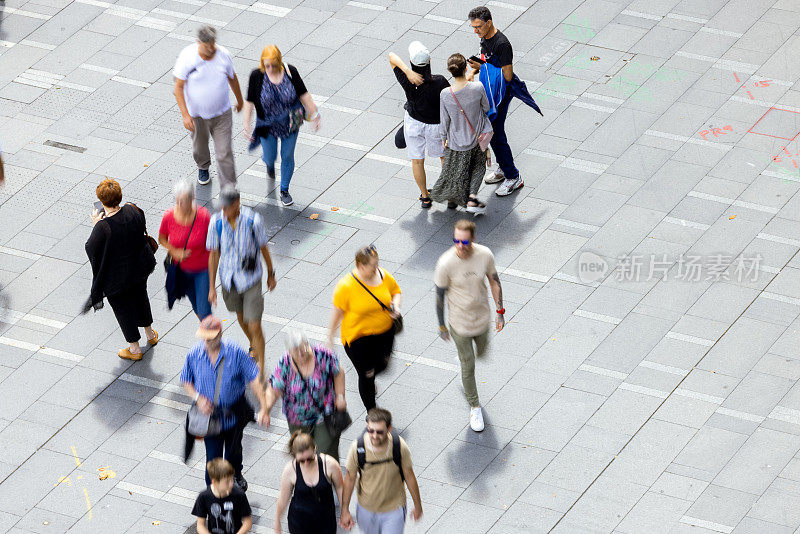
[356, 433, 367, 472]
[355, 430, 405, 485]
[391, 431, 405, 483]
[356, 432, 367, 494]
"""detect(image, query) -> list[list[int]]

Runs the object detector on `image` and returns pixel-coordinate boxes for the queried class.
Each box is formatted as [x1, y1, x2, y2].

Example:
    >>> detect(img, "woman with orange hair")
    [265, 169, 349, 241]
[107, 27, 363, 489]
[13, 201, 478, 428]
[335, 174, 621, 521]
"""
[243, 45, 320, 207]
[84, 178, 158, 360]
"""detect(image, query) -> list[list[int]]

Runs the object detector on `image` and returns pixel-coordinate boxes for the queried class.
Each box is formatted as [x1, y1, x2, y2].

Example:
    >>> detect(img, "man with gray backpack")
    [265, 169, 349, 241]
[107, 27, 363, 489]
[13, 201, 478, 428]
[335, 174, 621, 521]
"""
[207, 185, 277, 378]
[339, 408, 422, 533]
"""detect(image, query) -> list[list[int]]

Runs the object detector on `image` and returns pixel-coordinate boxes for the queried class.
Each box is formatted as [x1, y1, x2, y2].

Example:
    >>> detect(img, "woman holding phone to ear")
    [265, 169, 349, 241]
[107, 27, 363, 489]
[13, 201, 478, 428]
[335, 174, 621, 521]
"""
[84, 178, 158, 360]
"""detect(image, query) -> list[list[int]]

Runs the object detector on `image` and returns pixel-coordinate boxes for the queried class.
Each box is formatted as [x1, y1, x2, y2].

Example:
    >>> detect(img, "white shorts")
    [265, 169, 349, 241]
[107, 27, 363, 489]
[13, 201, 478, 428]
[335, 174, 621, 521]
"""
[404, 112, 444, 160]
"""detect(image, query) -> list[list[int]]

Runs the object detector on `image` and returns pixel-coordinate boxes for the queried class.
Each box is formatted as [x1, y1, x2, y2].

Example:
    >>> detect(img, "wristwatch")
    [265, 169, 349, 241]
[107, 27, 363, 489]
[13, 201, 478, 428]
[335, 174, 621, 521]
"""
[438, 325, 448, 332]
[496, 308, 505, 315]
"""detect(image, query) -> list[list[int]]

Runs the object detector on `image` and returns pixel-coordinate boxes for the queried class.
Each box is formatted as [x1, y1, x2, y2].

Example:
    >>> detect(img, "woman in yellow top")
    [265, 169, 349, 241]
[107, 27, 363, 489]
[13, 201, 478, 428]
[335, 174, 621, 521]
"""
[328, 245, 401, 410]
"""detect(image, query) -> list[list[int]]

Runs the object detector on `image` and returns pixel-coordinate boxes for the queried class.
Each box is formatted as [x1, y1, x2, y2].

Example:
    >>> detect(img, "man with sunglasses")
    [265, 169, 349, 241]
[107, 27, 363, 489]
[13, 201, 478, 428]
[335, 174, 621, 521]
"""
[340, 408, 422, 533]
[434, 219, 504, 432]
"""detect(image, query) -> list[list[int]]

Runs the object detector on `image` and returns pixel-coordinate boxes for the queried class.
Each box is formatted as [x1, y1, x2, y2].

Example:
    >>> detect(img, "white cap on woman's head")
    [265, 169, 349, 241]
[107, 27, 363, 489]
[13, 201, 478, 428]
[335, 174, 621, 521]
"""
[408, 41, 430, 66]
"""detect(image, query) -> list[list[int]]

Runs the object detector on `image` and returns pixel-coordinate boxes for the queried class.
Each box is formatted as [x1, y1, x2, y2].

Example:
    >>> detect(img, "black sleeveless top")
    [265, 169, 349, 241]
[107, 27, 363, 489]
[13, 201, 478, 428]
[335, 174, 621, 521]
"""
[287, 454, 336, 534]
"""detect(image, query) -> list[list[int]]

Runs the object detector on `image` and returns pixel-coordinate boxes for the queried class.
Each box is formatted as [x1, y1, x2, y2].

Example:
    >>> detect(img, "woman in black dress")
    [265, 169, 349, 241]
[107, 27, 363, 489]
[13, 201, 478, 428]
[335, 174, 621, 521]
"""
[274, 431, 342, 534]
[84, 178, 158, 360]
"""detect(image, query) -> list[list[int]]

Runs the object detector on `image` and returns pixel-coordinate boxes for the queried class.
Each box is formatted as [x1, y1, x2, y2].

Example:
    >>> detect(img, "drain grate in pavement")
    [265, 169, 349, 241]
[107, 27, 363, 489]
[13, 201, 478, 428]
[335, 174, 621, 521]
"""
[43, 140, 86, 152]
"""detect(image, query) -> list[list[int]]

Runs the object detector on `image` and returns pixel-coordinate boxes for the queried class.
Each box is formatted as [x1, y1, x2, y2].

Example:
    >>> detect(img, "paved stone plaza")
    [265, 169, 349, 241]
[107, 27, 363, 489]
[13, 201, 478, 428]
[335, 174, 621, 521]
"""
[3, 0, 800, 532]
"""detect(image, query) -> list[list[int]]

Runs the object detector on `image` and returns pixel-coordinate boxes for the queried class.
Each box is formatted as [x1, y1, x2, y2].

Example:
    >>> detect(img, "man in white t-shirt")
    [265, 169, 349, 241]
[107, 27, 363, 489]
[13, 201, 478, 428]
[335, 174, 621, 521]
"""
[173, 25, 244, 187]
[434, 219, 505, 432]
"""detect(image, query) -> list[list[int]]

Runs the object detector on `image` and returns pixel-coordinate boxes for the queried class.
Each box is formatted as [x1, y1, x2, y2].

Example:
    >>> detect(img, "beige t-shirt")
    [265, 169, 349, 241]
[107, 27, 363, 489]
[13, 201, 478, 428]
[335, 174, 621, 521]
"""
[345, 434, 412, 513]
[434, 244, 497, 337]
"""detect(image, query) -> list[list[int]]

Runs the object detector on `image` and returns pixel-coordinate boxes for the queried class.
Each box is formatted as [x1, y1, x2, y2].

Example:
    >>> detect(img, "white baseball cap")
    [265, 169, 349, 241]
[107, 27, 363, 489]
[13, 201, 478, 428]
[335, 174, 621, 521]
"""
[408, 41, 430, 66]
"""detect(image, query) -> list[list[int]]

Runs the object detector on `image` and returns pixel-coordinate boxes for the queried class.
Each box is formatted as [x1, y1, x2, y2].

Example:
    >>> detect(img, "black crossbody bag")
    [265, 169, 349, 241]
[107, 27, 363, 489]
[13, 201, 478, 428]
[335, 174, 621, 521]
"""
[351, 271, 403, 334]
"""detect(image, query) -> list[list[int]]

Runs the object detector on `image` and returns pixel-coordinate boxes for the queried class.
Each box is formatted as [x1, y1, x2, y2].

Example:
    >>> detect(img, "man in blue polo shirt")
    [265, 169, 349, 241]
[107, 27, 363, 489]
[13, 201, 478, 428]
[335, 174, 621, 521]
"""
[181, 315, 268, 490]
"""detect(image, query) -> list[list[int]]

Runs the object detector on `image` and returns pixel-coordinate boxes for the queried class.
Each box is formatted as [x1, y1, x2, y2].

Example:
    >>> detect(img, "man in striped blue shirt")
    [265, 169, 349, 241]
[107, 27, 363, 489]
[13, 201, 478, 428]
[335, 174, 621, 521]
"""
[181, 315, 268, 490]
[207, 185, 277, 376]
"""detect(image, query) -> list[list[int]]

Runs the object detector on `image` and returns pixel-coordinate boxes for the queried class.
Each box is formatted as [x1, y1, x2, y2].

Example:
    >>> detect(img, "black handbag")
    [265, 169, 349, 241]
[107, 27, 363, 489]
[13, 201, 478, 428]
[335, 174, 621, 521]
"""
[351, 272, 403, 334]
[394, 125, 406, 149]
[324, 409, 352, 438]
[164, 211, 196, 310]
[290, 353, 352, 438]
[164, 210, 197, 272]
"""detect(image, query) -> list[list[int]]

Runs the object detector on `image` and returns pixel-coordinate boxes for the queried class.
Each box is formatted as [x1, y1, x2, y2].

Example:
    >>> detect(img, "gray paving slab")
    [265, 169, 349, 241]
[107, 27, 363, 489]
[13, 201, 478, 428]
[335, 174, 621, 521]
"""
[4, 0, 800, 531]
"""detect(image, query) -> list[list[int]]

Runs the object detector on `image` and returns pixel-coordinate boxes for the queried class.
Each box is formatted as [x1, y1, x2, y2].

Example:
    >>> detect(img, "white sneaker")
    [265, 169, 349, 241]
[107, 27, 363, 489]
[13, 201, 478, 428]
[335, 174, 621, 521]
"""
[484, 169, 504, 184]
[470, 407, 485, 432]
[495, 176, 524, 196]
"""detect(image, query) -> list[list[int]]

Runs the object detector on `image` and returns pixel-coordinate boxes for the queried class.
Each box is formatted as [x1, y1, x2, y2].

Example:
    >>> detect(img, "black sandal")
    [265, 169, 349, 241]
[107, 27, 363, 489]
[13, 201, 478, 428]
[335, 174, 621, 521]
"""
[447, 201, 457, 210]
[419, 195, 432, 208]
[466, 197, 487, 214]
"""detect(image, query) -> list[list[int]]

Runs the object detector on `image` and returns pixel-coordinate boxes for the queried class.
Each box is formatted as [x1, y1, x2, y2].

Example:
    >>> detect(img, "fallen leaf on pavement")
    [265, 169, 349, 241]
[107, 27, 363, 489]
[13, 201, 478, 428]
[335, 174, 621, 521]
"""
[309, 213, 319, 220]
[331, 207, 339, 211]
[729, 215, 736, 220]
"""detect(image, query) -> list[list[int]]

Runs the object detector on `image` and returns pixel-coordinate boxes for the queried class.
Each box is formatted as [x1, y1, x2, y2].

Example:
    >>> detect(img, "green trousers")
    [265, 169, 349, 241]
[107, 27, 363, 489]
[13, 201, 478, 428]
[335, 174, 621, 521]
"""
[288, 420, 340, 461]
[449, 325, 490, 408]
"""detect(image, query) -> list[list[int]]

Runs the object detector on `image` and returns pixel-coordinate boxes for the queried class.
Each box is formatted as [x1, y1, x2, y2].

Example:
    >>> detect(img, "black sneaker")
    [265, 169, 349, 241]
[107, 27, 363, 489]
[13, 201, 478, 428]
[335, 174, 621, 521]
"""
[267, 167, 275, 180]
[280, 190, 293, 206]
[197, 168, 210, 185]
[235, 474, 248, 492]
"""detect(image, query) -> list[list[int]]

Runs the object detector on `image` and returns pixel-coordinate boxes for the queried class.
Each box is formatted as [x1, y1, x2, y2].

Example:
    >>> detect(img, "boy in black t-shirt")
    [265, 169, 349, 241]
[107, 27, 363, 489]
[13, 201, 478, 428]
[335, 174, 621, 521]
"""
[192, 458, 253, 534]
[468, 6, 524, 197]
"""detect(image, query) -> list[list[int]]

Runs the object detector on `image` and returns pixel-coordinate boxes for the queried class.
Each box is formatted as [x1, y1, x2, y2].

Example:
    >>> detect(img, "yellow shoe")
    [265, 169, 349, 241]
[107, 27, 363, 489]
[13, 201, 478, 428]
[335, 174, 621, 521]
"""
[118, 348, 143, 361]
[147, 330, 159, 346]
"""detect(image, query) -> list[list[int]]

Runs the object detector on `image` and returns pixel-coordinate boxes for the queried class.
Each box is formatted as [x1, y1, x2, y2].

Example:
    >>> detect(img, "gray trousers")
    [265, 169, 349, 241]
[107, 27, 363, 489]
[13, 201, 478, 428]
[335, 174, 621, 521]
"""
[356, 504, 405, 534]
[191, 108, 236, 187]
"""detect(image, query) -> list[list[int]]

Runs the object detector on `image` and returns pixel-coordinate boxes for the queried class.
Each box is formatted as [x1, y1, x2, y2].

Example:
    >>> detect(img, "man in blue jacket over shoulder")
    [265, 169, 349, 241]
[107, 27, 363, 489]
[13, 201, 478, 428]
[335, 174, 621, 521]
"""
[468, 6, 542, 197]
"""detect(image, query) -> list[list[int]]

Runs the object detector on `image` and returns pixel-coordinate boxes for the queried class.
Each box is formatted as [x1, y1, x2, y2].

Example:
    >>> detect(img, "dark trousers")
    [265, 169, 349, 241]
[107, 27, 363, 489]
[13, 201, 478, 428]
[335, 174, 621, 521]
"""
[344, 329, 395, 411]
[107, 279, 153, 343]
[203, 424, 244, 486]
[489, 91, 519, 179]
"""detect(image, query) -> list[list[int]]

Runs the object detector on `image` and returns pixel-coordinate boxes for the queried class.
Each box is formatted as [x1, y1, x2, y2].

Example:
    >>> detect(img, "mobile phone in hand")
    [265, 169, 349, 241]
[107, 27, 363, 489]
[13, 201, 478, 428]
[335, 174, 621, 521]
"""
[93, 201, 104, 214]
[469, 56, 485, 65]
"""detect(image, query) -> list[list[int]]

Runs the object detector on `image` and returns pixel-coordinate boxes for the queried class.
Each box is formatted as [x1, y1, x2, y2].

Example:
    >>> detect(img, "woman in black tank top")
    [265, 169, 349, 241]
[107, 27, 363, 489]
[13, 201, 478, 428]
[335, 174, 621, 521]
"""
[275, 431, 343, 533]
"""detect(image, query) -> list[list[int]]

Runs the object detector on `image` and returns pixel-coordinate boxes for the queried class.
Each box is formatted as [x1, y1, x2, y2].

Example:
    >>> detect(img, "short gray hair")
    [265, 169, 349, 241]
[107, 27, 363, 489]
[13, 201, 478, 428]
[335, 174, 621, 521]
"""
[197, 25, 216, 43]
[173, 180, 194, 201]
[284, 329, 308, 352]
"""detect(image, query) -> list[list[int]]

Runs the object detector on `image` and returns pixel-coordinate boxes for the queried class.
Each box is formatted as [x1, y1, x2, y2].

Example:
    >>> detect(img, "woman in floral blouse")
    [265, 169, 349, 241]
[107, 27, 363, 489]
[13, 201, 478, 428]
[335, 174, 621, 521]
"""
[263, 330, 347, 459]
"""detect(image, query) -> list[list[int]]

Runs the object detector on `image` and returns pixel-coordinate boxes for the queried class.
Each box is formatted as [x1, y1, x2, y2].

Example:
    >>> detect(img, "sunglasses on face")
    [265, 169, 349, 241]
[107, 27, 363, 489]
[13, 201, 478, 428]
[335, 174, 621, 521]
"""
[297, 456, 315, 464]
[366, 428, 387, 436]
[453, 239, 471, 245]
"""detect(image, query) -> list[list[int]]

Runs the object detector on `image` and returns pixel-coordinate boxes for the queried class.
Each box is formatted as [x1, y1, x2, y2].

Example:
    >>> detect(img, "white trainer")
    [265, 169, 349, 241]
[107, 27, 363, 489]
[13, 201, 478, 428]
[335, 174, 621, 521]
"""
[470, 406, 485, 432]
[484, 169, 505, 184]
[495, 176, 524, 196]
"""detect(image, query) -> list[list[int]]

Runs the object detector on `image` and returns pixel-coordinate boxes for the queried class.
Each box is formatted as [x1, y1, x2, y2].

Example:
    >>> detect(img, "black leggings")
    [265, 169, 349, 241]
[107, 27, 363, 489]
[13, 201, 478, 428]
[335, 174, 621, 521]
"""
[107, 279, 153, 343]
[344, 328, 395, 410]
